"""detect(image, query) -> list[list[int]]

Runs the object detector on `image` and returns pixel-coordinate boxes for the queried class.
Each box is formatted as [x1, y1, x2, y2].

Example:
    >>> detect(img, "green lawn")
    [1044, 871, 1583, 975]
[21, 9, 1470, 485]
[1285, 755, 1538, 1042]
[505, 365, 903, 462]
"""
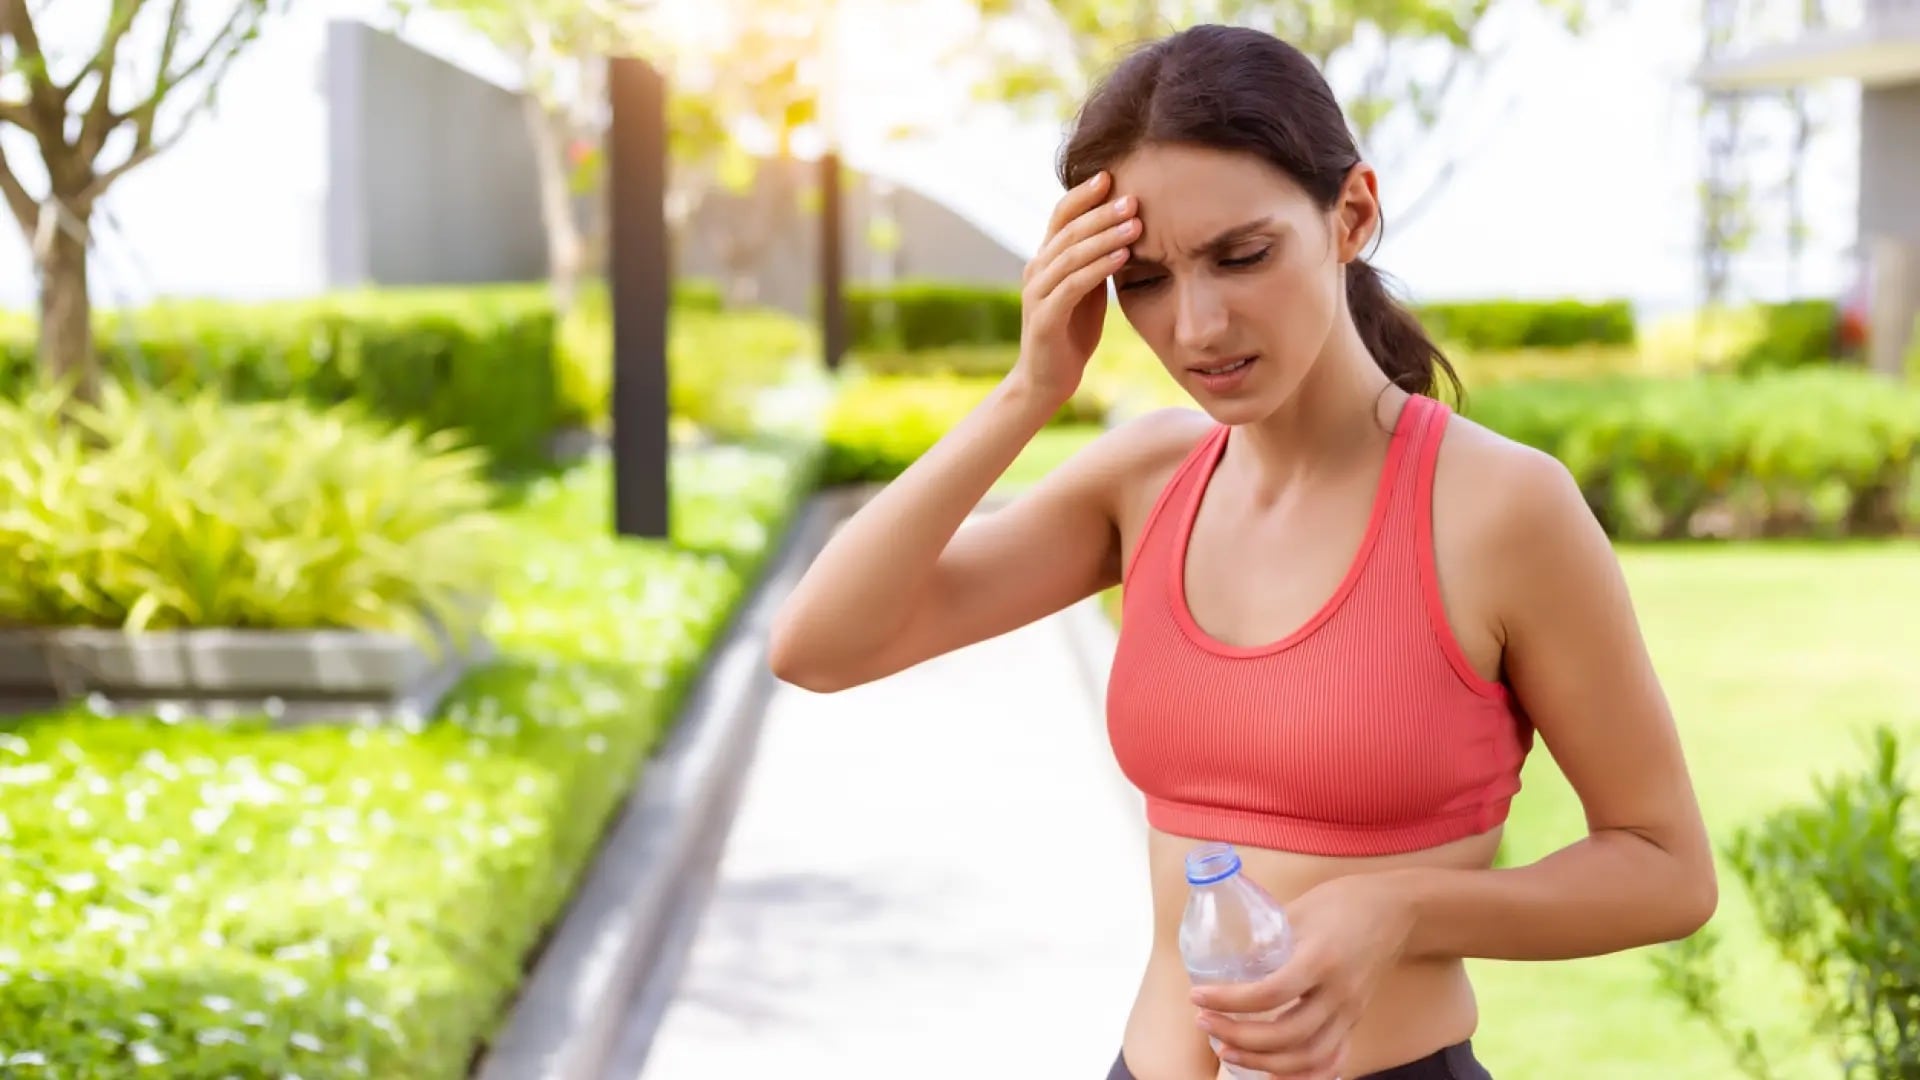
[1472, 542, 1920, 1079]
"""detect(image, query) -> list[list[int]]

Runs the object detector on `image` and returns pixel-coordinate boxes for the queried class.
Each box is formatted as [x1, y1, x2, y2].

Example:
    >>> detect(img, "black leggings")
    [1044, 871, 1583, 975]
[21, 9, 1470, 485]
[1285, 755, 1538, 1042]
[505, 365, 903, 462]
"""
[1105, 1040, 1492, 1080]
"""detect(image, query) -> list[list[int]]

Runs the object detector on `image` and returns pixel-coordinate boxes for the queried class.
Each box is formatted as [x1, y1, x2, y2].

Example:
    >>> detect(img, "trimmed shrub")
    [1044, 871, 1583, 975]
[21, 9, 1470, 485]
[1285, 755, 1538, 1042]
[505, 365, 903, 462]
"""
[1, 287, 559, 473]
[1467, 370, 1920, 540]
[1416, 298, 1638, 350]
[1731, 299, 1842, 374]
[820, 374, 1107, 485]
[846, 280, 1023, 352]
[554, 281, 816, 437]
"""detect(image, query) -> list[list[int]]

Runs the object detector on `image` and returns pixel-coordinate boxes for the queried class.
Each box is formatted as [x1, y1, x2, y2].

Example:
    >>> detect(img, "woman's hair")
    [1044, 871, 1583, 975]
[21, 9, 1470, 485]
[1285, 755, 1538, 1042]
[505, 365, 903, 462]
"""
[1058, 24, 1461, 403]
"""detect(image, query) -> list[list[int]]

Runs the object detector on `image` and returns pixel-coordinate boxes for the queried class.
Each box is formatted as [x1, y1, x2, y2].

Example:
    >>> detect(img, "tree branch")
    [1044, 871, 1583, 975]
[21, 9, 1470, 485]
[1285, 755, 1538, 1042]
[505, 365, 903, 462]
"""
[74, 0, 151, 161]
[82, 0, 265, 200]
[0, 0, 71, 153]
[0, 140, 41, 243]
[111, 0, 193, 154]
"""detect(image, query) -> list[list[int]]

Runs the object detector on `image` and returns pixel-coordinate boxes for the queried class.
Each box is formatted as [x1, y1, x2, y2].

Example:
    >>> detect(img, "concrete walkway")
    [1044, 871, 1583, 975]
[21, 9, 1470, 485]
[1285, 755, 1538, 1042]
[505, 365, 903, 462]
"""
[621, 595, 1154, 1079]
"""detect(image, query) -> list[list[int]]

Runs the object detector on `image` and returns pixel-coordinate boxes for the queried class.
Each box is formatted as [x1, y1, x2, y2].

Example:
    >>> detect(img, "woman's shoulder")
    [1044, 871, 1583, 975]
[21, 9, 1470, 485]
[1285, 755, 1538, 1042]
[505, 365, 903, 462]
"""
[1433, 408, 1587, 531]
[1431, 407, 1608, 600]
[1040, 404, 1217, 532]
[1083, 404, 1219, 498]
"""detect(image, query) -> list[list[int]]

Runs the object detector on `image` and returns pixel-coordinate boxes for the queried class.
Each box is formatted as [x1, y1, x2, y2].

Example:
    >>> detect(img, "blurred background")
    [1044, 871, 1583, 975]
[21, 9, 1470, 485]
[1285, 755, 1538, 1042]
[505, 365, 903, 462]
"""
[0, 1, 1916, 1078]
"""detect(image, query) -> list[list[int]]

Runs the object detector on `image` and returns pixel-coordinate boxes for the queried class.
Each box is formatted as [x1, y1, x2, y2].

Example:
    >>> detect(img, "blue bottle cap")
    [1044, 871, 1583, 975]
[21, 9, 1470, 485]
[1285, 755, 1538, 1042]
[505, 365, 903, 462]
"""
[1185, 842, 1241, 885]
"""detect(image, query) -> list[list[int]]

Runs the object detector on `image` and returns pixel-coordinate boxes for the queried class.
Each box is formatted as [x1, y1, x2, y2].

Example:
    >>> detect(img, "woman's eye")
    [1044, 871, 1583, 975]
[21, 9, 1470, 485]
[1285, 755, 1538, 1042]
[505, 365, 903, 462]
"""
[1222, 248, 1271, 269]
[1117, 276, 1165, 292]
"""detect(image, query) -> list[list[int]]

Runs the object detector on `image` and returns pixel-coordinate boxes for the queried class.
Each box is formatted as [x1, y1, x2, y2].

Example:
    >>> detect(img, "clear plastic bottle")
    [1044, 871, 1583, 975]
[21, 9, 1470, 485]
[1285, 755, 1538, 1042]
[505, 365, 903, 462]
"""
[1178, 841, 1295, 1080]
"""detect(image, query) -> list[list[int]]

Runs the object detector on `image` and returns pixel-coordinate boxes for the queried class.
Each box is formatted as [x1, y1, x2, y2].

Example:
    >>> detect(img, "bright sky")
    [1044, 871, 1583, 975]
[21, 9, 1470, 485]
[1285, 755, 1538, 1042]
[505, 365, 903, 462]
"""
[0, 0, 1864, 314]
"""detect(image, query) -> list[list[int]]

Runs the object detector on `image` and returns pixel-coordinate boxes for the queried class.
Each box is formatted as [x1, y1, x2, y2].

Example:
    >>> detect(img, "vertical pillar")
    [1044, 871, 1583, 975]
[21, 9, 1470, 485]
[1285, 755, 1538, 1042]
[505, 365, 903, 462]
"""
[820, 150, 847, 370]
[608, 56, 671, 538]
[1866, 236, 1918, 378]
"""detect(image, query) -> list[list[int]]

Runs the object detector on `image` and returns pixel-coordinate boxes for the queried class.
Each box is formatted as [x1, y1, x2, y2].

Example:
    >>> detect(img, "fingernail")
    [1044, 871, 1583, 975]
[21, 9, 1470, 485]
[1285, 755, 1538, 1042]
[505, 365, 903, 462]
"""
[1114, 196, 1132, 213]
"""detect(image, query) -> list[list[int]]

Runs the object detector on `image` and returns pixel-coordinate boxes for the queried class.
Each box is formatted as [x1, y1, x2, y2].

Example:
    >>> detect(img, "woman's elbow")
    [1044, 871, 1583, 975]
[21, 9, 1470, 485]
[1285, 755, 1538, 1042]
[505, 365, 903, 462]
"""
[1660, 853, 1720, 942]
[765, 614, 853, 693]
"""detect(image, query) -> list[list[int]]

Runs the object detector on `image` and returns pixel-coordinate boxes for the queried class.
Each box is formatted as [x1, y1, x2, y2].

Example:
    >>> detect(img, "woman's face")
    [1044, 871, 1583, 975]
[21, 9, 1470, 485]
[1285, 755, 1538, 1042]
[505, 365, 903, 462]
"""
[1107, 142, 1374, 425]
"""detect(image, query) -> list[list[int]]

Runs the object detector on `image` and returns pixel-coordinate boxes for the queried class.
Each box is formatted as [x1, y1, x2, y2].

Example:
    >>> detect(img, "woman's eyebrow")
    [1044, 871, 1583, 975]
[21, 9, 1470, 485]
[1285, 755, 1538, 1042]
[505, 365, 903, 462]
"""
[1126, 216, 1278, 269]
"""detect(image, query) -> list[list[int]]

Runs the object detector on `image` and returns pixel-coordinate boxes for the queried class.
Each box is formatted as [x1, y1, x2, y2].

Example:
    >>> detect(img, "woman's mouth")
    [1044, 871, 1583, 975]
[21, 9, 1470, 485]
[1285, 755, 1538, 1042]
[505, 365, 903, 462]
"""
[1188, 354, 1259, 391]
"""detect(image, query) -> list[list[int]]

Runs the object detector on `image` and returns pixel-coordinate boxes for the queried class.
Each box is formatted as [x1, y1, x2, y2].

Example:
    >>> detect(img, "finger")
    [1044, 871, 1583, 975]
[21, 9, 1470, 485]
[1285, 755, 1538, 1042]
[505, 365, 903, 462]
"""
[1225, 1018, 1347, 1080]
[1029, 194, 1136, 289]
[1029, 214, 1138, 304]
[1033, 245, 1127, 325]
[1198, 996, 1328, 1054]
[1191, 955, 1318, 1015]
[1045, 169, 1112, 239]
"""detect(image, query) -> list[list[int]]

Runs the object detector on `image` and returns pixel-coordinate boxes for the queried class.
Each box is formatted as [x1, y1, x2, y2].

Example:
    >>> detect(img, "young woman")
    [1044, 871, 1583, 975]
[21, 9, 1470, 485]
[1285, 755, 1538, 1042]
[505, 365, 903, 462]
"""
[768, 24, 1717, 1080]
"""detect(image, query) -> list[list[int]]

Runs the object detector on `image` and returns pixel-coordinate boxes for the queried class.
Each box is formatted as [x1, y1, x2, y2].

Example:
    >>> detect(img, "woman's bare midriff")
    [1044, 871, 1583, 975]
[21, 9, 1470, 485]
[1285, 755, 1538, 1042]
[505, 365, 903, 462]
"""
[1119, 825, 1504, 1080]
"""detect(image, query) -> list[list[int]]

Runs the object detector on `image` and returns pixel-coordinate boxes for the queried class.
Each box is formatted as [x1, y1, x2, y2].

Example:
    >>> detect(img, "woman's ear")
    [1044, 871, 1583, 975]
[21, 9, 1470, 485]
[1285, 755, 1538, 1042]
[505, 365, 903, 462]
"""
[1335, 163, 1380, 263]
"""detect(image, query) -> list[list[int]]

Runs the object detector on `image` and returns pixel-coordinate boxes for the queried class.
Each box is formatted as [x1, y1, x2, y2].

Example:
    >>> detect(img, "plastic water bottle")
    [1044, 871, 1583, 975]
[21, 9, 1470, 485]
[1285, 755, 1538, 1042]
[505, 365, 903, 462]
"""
[1179, 842, 1295, 1080]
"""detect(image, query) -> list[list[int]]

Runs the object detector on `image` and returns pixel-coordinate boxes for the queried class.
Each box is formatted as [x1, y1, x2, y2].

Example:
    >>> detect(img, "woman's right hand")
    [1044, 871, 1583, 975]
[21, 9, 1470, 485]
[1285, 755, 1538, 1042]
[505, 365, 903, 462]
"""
[1013, 170, 1141, 408]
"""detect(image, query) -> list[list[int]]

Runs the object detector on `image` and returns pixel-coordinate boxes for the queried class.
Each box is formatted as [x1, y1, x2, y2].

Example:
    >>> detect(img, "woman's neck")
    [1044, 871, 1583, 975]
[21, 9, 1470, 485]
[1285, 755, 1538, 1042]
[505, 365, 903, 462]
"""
[1230, 320, 1407, 504]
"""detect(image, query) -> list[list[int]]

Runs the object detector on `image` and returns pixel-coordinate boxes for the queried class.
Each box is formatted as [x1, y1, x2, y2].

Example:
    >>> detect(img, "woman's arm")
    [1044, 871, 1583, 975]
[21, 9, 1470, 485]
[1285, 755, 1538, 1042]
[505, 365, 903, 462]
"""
[1394, 447, 1719, 959]
[770, 170, 1153, 692]
[768, 376, 1114, 692]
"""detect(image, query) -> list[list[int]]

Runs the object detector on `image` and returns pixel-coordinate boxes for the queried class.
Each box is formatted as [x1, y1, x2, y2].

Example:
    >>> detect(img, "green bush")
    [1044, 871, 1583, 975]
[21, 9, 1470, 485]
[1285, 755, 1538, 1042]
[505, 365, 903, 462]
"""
[820, 373, 1107, 485]
[0, 386, 498, 638]
[1416, 298, 1638, 350]
[1466, 370, 1920, 540]
[848, 343, 1021, 380]
[554, 281, 817, 437]
[847, 280, 1023, 352]
[1, 287, 560, 473]
[0, 440, 818, 1079]
[1731, 299, 1841, 374]
[1652, 726, 1920, 1080]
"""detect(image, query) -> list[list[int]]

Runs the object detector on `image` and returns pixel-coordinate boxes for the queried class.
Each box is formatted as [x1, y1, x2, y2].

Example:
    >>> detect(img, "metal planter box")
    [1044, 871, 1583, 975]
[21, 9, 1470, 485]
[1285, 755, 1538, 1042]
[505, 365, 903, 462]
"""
[0, 606, 493, 726]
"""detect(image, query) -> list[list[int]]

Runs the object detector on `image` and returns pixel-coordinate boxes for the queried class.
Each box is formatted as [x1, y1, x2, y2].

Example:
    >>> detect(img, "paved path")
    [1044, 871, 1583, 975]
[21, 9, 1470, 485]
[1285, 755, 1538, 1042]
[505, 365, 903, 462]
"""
[621, 594, 1153, 1079]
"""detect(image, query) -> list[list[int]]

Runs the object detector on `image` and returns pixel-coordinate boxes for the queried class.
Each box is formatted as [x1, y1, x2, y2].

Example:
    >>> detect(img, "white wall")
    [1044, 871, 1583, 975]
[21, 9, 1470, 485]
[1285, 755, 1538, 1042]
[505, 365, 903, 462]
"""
[0, 0, 519, 312]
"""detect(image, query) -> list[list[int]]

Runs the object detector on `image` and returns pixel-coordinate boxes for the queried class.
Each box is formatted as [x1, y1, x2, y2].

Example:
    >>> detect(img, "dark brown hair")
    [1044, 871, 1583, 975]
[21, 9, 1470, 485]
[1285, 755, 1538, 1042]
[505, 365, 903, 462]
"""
[1058, 24, 1461, 403]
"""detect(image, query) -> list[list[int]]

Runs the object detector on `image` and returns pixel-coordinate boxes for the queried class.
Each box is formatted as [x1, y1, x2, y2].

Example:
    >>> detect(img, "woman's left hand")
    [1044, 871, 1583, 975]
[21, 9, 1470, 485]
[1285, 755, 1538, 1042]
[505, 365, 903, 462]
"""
[1190, 871, 1417, 1080]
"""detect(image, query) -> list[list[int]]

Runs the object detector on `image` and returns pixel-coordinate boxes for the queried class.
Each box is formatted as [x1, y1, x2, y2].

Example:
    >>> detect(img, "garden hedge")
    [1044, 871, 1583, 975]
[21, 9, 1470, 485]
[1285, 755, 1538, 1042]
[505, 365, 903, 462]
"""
[1466, 369, 1919, 540]
[0, 288, 558, 474]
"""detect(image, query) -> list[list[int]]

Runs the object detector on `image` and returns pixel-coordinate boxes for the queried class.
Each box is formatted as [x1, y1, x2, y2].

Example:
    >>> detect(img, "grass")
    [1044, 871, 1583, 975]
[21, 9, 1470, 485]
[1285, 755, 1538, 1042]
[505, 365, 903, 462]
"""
[1468, 541, 1920, 1079]
[1097, 541, 1919, 1077]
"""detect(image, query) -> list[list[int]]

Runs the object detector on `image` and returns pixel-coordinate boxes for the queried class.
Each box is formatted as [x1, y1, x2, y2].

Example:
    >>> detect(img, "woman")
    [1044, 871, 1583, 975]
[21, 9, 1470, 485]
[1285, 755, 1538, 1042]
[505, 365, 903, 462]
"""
[768, 24, 1718, 1080]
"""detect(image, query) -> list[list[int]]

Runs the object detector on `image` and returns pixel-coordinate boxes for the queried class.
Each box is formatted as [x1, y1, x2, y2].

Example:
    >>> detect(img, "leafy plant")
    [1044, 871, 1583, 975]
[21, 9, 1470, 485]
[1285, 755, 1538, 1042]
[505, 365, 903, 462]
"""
[1653, 726, 1920, 1079]
[0, 385, 499, 641]
[0, 437, 817, 1079]
[820, 372, 1107, 485]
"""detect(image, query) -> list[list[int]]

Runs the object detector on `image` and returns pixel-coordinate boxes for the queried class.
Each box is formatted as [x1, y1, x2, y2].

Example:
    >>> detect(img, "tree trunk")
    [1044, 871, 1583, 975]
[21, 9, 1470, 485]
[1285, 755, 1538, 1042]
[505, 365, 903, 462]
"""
[523, 92, 585, 313]
[39, 218, 98, 404]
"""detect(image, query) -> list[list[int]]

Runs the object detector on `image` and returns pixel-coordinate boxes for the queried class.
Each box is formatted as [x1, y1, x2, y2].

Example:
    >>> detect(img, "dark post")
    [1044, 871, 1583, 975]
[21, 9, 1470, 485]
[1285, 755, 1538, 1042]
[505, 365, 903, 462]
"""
[820, 149, 847, 370]
[608, 56, 671, 539]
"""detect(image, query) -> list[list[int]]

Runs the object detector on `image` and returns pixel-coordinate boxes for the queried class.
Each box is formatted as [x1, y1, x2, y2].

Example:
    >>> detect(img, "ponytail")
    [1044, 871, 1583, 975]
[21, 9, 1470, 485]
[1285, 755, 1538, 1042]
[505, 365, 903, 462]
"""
[1346, 257, 1462, 405]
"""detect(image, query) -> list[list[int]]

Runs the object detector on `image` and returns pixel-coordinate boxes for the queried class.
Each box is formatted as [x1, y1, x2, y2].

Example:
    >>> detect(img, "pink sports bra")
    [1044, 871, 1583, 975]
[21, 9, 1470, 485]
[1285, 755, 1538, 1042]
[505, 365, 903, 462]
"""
[1105, 394, 1534, 857]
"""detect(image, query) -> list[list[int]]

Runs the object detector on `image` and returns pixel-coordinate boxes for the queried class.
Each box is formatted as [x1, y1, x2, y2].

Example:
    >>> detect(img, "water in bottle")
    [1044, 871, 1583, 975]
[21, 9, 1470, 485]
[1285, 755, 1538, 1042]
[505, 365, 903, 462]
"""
[1178, 841, 1294, 1080]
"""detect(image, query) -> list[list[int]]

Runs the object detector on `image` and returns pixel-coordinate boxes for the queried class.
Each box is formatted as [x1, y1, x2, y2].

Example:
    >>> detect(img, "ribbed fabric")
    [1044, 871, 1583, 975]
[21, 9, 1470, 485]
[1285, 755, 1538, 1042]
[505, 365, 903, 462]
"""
[1106, 395, 1534, 857]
